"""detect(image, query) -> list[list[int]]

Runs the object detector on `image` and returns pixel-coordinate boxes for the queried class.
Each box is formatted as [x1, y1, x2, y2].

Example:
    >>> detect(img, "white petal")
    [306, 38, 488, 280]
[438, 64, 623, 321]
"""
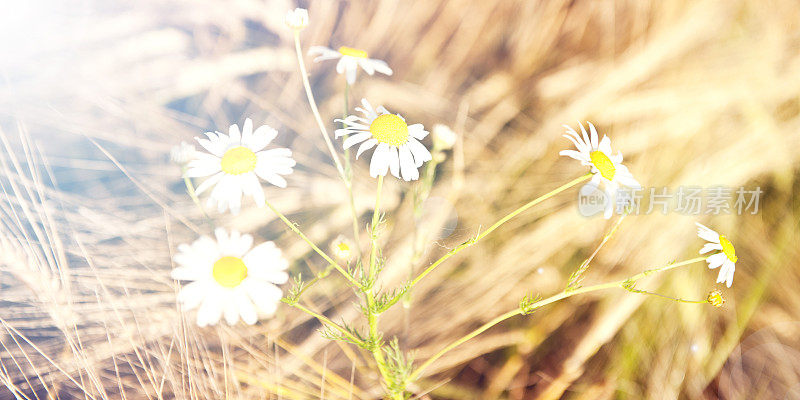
[407, 138, 431, 167]
[562, 132, 588, 154]
[241, 118, 253, 143]
[388, 146, 400, 178]
[598, 135, 612, 155]
[343, 132, 372, 149]
[588, 122, 599, 149]
[308, 46, 341, 62]
[398, 145, 418, 181]
[335, 57, 347, 74]
[235, 291, 258, 325]
[346, 63, 357, 84]
[196, 133, 227, 157]
[194, 172, 224, 195]
[578, 122, 591, 149]
[700, 243, 723, 254]
[242, 173, 265, 208]
[696, 222, 721, 243]
[244, 280, 282, 314]
[706, 253, 727, 270]
[369, 59, 392, 75]
[356, 138, 378, 159]
[246, 124, 278, 152]
[177, 281, 207, 310]
[369, 143, 391, 177]
[228, 123, 241, 144]
[255, 168, 288, 188]
[185, 158, 222, 178]
[615, 171, 641, 189]
[358, 59, 375, 75]
[559, 149, 585, 161]
[603, 193, 614, 219]
[196, 293, 223, 327]
[408, 124, 428, 140]
[724, 261, 735, 287]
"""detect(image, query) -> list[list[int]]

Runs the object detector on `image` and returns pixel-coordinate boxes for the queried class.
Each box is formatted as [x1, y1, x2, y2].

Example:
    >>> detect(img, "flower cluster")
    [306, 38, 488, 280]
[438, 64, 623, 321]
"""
[164, 8, 740, 398]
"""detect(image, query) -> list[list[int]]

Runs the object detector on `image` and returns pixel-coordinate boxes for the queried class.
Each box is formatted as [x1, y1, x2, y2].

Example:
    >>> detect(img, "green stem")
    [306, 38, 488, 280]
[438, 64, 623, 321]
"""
[623, 286, 709, 304]
[342, 80, 362, 253]
[181, 166, 213, 226]
[264, 200, 361, 289]
[408, 255, 708, 380]
[281, 299, 365, 346]
[369, 175, 385, 280]
[566, 211, 627, 290]
[295, 264, 335, 300]
[364, 174, 391, 386]
[291, 31, 348, 186]
[411, 173, 592, 287]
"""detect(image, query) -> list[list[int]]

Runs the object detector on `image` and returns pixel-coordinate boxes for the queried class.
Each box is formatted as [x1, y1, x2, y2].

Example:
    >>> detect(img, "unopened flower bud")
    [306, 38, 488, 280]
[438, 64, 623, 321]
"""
[331, 236, 353, 261]
[432, 124, 457, 150]
[285, 8, 309, 30]
[707, 290, 725, 307]
[170, 141, 196, 165]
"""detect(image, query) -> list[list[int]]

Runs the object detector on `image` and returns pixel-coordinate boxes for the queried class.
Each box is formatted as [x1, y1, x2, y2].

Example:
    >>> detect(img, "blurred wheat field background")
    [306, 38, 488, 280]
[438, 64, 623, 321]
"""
[1, 0, 800, 398]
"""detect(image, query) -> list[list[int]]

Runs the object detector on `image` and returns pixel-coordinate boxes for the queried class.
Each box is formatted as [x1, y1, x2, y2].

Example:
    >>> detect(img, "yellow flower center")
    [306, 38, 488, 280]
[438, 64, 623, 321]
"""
[370, 114, 409, 146]
[719, 235, 737, 263]
[221, 146, 257, 175]
[338, 46, 368, 58]
[589, 150, 616, 181]
[212, 256, 248, 288]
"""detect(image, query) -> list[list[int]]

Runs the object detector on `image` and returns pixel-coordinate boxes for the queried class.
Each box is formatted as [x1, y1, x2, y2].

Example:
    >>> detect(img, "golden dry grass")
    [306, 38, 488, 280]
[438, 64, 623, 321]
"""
[1, 0, 800, 399]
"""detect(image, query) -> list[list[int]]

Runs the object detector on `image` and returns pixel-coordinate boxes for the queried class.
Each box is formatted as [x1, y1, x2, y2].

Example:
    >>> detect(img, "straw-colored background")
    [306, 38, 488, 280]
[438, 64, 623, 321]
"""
[1, 0, 799, 398]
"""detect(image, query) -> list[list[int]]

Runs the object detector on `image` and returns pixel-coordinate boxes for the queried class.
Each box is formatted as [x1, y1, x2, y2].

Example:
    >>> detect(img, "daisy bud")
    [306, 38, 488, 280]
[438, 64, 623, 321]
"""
[170, 141, 196, 165]
[331, 236, 354, 261]
[285, 8, 308, 30]
[707, 290, 725, 307]
[432, 124, 457, 150]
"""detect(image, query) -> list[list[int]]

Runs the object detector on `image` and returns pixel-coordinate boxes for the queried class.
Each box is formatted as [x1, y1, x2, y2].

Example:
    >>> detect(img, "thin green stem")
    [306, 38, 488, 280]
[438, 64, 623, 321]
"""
[408, 255, 708, 380]
[623, 287, 709, 304]
[292, 31, 347, 183]
[363, 174, 391, 387]
[623, 256, 708, 282]
[181, 166, 213, 226]
[281, 299, 365, 346]
[369, 175, 385, 280]
[411, 173, 592, 286]
[342, 80, 362, 253]
[295, 264, 335, 300]
[566, 211, 628, 290]
[264, 200, 361, 289]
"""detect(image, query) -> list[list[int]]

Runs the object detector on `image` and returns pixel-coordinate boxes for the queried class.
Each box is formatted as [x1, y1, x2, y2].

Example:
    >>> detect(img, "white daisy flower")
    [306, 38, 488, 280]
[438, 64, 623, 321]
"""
[308, 45, 392, 84]
[186, 118, 296, 214]
[335, 98, 432, 181]
[285, 8, 308, 30]
[696, 222, 737, 288]
[559, 122, 641, 219]
[172, 228, 289, 327]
